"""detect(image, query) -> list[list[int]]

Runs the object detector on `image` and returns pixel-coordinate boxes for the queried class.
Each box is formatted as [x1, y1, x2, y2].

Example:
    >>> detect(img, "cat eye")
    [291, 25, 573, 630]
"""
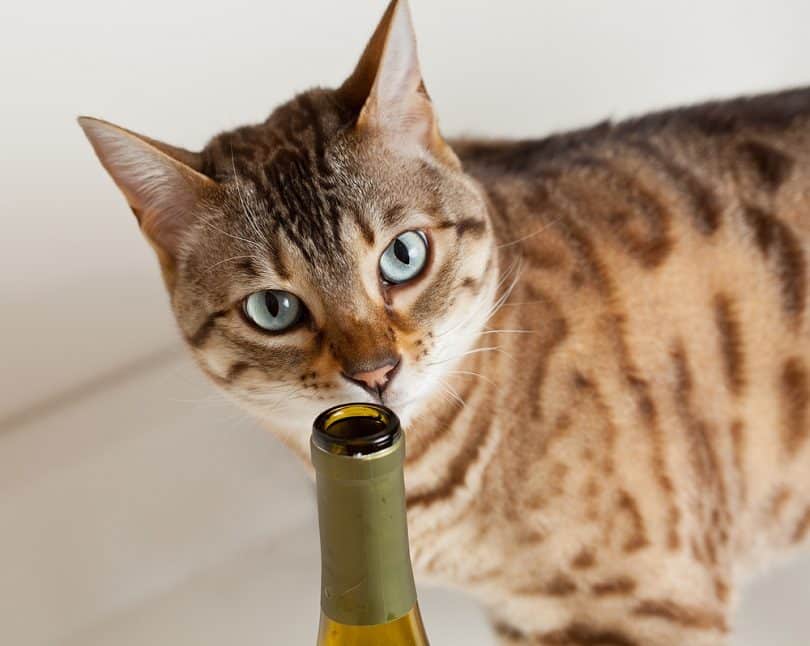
[243, 290, 304, 333]
[379, 230, 429, 285]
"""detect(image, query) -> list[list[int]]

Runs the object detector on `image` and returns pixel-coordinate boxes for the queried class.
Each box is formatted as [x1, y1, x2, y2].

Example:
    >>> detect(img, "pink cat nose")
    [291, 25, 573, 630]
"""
[344, 357, 401, 396]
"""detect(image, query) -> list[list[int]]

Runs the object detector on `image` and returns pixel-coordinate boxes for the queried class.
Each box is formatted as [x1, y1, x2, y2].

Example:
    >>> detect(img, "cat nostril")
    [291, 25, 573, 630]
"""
[345, 357, 401, 395]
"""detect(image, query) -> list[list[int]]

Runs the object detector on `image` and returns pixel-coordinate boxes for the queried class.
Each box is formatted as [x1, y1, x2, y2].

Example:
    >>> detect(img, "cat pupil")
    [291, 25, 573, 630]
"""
[394, 239, 410, 264]
[266, 292, 280, 317]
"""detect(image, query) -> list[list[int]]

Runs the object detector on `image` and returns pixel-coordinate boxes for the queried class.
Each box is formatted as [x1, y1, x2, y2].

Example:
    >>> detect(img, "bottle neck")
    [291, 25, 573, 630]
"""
[311, 434, 417, 626]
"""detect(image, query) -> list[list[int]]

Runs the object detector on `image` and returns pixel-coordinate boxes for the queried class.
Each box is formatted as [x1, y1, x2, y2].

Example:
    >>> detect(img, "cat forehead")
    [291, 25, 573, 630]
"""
[198, 92, 370, 264]
[197, 90, 446, 267]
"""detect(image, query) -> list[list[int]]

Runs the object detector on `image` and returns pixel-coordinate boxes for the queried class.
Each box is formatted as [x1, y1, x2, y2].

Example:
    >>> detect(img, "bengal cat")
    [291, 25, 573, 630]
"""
[78, 1, 810, 643]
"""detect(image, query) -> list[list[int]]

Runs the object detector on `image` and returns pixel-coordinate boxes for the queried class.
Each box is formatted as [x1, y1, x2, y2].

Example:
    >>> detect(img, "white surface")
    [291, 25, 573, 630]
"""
[0, 354, 808, 645]
[1, 0, 809, 644]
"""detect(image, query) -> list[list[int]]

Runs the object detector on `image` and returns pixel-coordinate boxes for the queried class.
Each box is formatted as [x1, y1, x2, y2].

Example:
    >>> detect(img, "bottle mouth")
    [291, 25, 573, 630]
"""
[312, 403, 401, 456]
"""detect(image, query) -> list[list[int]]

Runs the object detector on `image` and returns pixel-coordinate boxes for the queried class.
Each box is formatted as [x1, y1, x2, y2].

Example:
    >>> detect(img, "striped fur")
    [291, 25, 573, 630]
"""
[79, 2, 810, 644]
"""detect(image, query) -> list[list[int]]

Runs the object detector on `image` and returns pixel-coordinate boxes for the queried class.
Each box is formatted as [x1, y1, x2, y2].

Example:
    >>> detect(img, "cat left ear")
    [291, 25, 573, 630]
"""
[339, 0, 459, 168]
[78, 117, 217, 287]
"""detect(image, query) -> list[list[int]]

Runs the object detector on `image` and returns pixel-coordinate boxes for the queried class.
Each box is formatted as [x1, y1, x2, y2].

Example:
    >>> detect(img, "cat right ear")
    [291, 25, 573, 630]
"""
[77, 116, 216, 286]
[339, 0, 459, 168]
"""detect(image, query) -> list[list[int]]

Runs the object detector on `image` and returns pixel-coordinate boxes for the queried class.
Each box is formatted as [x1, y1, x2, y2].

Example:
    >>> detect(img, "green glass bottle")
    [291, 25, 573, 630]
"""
[312, 403, 430, 646]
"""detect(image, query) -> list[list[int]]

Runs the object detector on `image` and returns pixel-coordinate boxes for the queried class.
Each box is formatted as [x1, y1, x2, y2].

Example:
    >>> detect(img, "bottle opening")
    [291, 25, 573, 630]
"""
[313, 403, 401, 456]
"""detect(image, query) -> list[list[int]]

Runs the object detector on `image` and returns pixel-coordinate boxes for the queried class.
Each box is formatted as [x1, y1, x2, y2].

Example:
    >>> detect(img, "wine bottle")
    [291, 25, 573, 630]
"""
[311, 403, 430, 646]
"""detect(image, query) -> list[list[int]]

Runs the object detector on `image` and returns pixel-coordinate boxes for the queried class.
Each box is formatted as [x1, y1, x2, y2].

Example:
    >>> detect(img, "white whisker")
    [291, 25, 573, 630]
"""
[447, 369, 498, 387]
[497, 216, 561, 249]
[203, 254, 262, 273]
[440, 380, 467, 409]
[198, 214, 265, 250]
[427, 345, 514, 368]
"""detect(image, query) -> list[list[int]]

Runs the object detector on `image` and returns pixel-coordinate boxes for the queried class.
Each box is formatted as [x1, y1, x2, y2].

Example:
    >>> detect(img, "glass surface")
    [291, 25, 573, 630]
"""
[317, 605, 430, 646]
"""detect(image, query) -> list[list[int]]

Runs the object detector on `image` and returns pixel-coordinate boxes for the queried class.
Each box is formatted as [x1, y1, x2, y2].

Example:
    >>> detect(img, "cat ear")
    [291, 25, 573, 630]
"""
[78, 116, 216, 283]
[339, 0, 459, 168]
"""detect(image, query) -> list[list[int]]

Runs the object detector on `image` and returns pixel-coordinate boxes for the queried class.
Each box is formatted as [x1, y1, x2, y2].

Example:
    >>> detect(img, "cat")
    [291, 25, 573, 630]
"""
[79, 1, 810, 644]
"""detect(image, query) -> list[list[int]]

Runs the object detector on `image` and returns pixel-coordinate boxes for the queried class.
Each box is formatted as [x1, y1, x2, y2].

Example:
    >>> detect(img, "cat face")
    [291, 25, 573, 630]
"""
[183, 110, 494, 435]
[79, 0, 497, 450]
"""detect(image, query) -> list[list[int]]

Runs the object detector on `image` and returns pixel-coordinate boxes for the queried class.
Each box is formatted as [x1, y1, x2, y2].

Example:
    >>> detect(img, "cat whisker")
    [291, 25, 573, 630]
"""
[480, 328, 536, 335]
[496, 216, 561, 249]
[439, 379, 467, 409]
[446, 369, 498, 387]
[474, 254, 524, 331]
[436, 254, 522, 340]
[198, 214, 265, 251]
[427, 345, 514, 368]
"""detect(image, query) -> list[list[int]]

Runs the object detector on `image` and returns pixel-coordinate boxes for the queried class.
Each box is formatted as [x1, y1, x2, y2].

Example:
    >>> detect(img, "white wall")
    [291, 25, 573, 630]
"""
[1, 2, 809, 645]
[2, 0, 809, 418]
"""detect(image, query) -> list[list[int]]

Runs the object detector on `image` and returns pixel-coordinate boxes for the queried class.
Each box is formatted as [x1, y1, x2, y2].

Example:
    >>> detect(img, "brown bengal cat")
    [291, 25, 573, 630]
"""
[78, 1, 810, 643]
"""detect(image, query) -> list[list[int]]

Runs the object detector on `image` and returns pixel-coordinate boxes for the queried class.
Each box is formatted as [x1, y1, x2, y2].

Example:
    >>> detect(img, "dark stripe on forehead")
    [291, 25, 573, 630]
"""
[296, 93, 333, 179]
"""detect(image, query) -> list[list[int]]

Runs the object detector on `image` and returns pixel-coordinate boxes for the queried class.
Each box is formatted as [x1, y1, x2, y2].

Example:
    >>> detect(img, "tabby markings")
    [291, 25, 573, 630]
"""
[188, 310, 227, 348]
[406, 391, 495, 508]
[633, 599, 728, 632]
[591, 577, 637, 596]
[742, 206, 807, 325]
[616, 490, 649, 553]
[793, 507, 810, 544]
[522, 285, 569, 420]
[571, 548, 597, 569]
[610, 314, 681, 550]
[729, 419, 748, 504]
[671, 342, 730, 553]
[514, 573, 578, 597]
[713, 293, 746, 396]
[438, 217, 488, 239]
[226, 362, 250, 383]
[780, 357, 810, 455]
[538, 623, 639, 646]
[627, 140, 722, 235]
[562, 156, 675, 269]
[737, 140, 795, 191]
[404, 371, 476, 466]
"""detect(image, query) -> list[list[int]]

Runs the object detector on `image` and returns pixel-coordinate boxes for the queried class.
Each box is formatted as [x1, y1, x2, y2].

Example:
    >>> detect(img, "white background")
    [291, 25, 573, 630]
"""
[1, 1, 809, 644]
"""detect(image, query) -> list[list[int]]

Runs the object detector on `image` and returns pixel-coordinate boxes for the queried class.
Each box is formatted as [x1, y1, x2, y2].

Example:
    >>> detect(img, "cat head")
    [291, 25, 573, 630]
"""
[79, 0, 497, 452]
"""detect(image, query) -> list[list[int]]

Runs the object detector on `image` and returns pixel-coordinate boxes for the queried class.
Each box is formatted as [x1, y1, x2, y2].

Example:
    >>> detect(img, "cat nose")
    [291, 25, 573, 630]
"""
[344, 357, 401, 396]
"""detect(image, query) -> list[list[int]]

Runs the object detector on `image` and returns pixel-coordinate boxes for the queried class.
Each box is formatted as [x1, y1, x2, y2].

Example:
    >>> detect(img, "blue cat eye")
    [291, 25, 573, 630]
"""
[379, 230, 429, 285]
[243, 290, 303, 333]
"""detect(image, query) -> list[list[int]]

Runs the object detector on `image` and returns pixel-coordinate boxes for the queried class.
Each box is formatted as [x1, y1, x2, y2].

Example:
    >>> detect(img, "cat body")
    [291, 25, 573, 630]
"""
[409, 96, 810, 644]
[79, 2, 810, 643]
